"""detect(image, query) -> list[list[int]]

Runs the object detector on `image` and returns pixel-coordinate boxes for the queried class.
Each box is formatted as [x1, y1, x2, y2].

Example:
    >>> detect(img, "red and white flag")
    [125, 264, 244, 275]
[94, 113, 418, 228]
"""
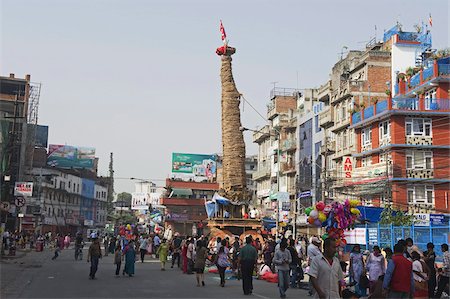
[220, 20, 227, 41]
[429, 14, 433, 27]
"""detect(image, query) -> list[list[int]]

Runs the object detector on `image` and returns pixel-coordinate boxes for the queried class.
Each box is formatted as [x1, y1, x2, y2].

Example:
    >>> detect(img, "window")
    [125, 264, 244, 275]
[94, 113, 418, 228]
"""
[425, 88, 437, 110]
[379, 121, 390, 141]
[349, 129, 354, 147]
[361, 127, 372, 146]
[343, 131, 347, 148]
[341, 105, 346, 120]
[406, 150, 433, 169]
[407, 185, 434, 204]
[406, 118, 432, 137]
[379, 153, 391, 164]
[315, 115, 321, 133]
[361, 157, 372, 167]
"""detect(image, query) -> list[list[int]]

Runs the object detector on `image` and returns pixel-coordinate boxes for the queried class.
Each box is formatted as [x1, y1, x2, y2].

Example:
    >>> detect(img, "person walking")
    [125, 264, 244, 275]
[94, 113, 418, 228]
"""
[423, 242, 436, 298]
[114, 244, 122, 277]
[157, 239, 169, 271]
[171, 233, 182, 268]
[194, 240, 208, 287]
[181, 238, 188, 274]
[382, 243, 414, 298]
[187, 238, 196, 274]
[434, 243, 449, 298]
[139, 236, 148, 263]
[307, 236, 322, 296]
[309, 238, 344, 299]
[273, 238, 292, 298]
[108, 235, 116, 254]
[103, 234, 109, 256]
[64, 234, 71, 249]
[411, 251, 429, 298]
[87, 237, 102, 280]
[349, 244, 367, 297]
[239, 236, 258, 295]
[216, 239, 230, 287]
[153, 234, 161, 258]
[52, 235, 62, 260]
[123, 240, 136, 277]
[366, 245, 386, 294]
[287, 238, 300, 288]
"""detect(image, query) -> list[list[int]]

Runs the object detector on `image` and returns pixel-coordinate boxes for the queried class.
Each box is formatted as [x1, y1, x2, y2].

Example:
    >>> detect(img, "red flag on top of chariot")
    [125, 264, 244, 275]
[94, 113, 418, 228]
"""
[428, 14, 432, 27]
[220, 20, 227, 41]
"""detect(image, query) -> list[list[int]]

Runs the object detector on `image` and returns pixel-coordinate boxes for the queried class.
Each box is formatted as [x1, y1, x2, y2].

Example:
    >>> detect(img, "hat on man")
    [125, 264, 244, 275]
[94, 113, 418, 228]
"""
[311, 236, 321, 244]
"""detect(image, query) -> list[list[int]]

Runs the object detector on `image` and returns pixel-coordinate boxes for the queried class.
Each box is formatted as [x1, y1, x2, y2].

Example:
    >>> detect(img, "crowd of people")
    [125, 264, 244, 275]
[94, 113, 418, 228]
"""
[5, 227, 449, 298]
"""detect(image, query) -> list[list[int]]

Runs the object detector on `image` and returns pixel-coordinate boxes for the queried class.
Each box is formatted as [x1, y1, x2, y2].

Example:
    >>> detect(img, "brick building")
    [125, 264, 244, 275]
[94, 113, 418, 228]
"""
[162, 178, 218, 235]
[350, 55, 449, 213]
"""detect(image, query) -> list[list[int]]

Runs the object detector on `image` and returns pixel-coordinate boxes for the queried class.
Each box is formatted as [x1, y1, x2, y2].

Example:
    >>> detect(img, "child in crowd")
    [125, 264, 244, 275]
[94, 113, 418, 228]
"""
[114, 244, 122, 276]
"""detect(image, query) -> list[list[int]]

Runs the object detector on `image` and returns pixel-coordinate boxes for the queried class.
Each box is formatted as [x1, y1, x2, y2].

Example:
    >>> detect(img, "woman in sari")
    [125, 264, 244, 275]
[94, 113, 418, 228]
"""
[349, 244, 366, 297]
[123, 240, 136, 277]
[182, 238, 188, 274]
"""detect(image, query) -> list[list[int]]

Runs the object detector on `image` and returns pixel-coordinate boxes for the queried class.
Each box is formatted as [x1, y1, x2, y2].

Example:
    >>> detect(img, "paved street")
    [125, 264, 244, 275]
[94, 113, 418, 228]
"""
[1, 247, 309, 299]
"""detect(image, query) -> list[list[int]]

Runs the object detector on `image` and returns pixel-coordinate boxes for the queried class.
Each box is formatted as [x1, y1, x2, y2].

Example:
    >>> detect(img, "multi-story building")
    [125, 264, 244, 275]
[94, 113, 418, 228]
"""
[162, 178, 218, 235]
[253, 88, 298, 217]
[244, 155, 258, 202]
[297, 97, 325, 209]
[350, 54, 449, 212]
[318, 42, 392, 201]
[0, 74, 41, 230]
[28, 167, 108, 235]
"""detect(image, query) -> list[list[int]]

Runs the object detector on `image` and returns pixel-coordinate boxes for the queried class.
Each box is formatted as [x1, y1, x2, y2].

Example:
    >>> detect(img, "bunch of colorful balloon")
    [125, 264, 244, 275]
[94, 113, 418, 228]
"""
[305, 199, 361, 247]
[118, 224, 135, 240]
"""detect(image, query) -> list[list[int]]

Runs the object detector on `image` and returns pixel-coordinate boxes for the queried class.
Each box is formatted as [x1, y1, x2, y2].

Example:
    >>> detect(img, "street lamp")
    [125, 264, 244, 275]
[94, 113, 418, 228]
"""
[240, 126, 281, 239]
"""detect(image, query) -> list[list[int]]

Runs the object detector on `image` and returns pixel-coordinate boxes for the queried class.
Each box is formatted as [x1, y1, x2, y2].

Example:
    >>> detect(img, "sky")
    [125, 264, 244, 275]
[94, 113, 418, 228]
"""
[1, 0, 448, 193]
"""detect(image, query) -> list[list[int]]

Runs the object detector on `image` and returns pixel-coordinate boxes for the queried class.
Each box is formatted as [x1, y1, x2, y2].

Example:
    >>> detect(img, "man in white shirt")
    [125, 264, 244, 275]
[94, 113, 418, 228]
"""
[307, 236, 322, 296]
[309, 238, 343, 299]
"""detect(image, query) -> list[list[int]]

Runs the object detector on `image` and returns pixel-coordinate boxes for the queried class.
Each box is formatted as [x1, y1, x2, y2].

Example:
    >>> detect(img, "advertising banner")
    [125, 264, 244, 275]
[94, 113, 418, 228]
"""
[414, 213, 430, 226]
[172, 153, 216, 179]
[47, 144, 95, 169]
[14, 182, 33, 197]
[430, 214, 446, 226]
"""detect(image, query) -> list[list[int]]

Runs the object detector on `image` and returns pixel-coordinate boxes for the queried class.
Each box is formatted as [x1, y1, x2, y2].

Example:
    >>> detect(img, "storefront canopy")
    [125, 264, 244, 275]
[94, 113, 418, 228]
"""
[169, 188, 193, 198]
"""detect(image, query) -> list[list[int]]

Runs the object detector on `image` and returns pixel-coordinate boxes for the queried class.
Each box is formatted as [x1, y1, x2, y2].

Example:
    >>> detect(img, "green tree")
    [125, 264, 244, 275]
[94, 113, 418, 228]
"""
[379, 205, 415, 226]
[117, 192, 132, 206]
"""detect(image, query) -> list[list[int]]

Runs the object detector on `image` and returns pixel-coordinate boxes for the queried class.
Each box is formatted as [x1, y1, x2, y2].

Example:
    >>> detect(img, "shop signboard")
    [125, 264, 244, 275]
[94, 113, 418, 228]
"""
[14, 182, 33, 197]
[430, 214, 446, 226]
[414, 213, 430, 226]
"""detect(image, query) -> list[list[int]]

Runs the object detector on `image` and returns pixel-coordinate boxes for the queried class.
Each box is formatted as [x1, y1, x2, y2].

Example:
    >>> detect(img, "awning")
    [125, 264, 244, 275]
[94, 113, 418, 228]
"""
[169, 188, 193, 198]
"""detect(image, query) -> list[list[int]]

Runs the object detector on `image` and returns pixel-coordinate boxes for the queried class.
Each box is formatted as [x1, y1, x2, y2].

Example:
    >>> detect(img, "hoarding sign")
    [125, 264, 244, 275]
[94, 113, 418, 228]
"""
[171, 153, 216, 179]
[84, 219, 94, 226]
[14, 182, 33, 197]
[47, 144, 95, 169]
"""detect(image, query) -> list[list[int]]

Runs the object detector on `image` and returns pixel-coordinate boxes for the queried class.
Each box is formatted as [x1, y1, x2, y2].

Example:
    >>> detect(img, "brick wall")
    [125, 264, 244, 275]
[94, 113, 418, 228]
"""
[274, 96, 297, 114]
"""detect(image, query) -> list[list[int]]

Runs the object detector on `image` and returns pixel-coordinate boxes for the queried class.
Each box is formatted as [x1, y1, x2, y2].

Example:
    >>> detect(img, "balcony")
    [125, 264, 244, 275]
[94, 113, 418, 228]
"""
[281, 138, 297, 152]
[320, 141, 336, 154]
[252, 125, 270, 143]
[252, 165, 271, 181]
[351, 98, 450, 127]
[280, 162, 296, 174]
[319, 107, 334, 128]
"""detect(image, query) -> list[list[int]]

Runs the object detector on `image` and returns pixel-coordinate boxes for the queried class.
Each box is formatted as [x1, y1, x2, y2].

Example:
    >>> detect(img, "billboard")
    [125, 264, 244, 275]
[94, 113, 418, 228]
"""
[47, 144, 95, 169]
[35, 125, 49, 148]
[172, 153, 217, 179]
